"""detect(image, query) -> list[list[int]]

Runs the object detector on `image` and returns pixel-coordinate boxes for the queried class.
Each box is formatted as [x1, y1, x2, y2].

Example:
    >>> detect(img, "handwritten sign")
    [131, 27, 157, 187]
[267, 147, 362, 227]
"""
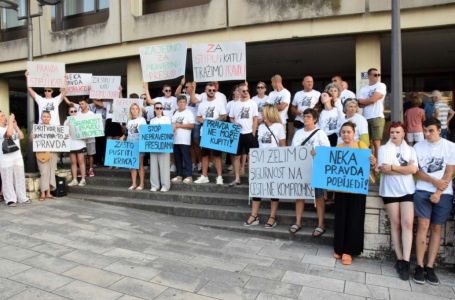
[32, 124, 70, 152]
[27, 61, 65, 88]
[66, 73, 92, 96]
[139, 124, 173, 153]
[249, 146, 314, 199]
[112, 98, 144, 123]
[200, 119, 240, 154]
[312, 146, 371, 195]
[105, 140, 139, 169]
[140, 42, 187, 82]
[89, 76, 121, 99]
[67, 114, 104, 139]
[192, 41, 246, 82]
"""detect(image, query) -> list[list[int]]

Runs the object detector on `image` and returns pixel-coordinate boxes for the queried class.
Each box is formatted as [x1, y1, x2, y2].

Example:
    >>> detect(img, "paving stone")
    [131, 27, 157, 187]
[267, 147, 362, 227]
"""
[0, 258, 31, 278]
[258, 246, 305, 261]
[104, 260, 161, 281]
[283, 271, 346, 293]
[117, 295, 143, 300]
[0, 245, 39, 262]
[55, 280, 122, 300]
[279, 243, 319, 256]
[151, 271, 208, 292]
[335, 258, 382, 274]
[306, 264, 365, 284]
[63, 265, 124, 287]
[190, 255, 247, 272]
[31, 243, 75, 257]
[366, 273, 411, 290]
[198, 280, 259, 300]
[256, 293, 296, 300]
[65, 239, 113, 254]
[200, 267, 251, 287]
[109, 277, 167, 299]
[9, 268, 73, 291]
[389, 288, 450, 300]
[344, 281, 390, 299]
[0, 278, 27, 300]
[31, 232, 73, 246]
[0, 231, 43, 248]
[103, 248, 158, 263]
[62, 249, 118, 268]
[148, 258, 205, 278]
[245, 276, 302, 299]
[22, 253, 78, 274]
[242, 264, 286, 281]
[301, 254, 336, 267]
[154, 288, 216, 300]
[7, 287, 68, 300]
[298, 286, 364, 300]
[271, 259, 309, 274]
[410, 280, 455, 298]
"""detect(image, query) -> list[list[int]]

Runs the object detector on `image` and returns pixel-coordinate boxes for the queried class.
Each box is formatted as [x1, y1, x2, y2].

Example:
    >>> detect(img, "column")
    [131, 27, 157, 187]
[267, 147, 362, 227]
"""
[0, 79, 10, 115]
[355, 35, 381, 94]
[127, 57, 143, 96]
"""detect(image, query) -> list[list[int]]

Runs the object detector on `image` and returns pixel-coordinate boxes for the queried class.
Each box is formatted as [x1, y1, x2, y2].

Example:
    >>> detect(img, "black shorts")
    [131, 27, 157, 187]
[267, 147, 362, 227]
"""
[252, 198, 279, 202]
[105, 118, 123, 137]
[200, 147, 222, 157]
[236, 133, 258, 156]
[70, 147, 87, 154]
[382, 194, 414, 205]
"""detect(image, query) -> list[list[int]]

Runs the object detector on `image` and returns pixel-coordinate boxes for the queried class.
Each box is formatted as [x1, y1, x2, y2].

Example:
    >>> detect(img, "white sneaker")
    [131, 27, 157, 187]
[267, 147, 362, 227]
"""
[216, 176, 224, 185]
[183, 177, 193, 184]
[68, 179, 78, 187]
[150, 187, 158, 192]
[78, 179, 86, 187]
[194, 175, 209, 184]
[160, 187, 169, 192]
[171, 176, 182, 183]
[170, 164, 176, 172]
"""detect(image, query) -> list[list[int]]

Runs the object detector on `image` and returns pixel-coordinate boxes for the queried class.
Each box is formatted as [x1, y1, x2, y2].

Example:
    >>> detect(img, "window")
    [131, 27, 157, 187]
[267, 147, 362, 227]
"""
[142, 0, 210, 14]
[0, 0, 27, 42]
[51, 0, 109, 31]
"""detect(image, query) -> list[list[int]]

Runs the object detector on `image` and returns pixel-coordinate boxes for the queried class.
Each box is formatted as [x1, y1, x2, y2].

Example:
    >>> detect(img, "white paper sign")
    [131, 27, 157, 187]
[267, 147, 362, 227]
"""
[249, 146, 314, 200]
[192, 41, 246, 82]
[32, 124, 70, 152]
[112, 98, 144, 123]
[27, 61, 66, 88]
[140, 41, 187, 82]
[89, 76, 121, 99]
[66, 73, 92, 96]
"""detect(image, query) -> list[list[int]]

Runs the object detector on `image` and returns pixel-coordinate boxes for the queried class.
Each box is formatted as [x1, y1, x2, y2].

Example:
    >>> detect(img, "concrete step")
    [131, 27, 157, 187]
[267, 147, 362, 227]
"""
[69, 192, 334, 227]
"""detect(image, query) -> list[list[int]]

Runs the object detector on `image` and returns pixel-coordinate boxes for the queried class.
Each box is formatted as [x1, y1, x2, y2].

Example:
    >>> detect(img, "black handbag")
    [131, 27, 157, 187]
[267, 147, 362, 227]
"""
[2, 137, 19, 154]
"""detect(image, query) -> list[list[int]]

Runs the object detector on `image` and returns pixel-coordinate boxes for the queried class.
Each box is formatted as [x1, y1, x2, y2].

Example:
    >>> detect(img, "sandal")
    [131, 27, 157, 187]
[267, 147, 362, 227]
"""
[289, 224, 302, 234]
[264, 216, 277, 229]
[312, 226, 326, 237]
[243, 215, 259, 226]
[128, 185, 137, 190]
[136, 186, 144, 191]
[341, 254, 352, 265]
[39, 196, 45, 201]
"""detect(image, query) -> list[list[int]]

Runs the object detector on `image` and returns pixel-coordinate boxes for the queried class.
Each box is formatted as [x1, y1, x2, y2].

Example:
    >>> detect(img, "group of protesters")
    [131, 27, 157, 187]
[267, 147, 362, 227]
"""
[0, 67, 454, 285]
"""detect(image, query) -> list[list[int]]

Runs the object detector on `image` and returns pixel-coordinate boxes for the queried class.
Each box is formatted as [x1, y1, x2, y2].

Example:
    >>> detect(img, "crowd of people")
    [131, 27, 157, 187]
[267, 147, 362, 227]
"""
[0, 68, 453, 284]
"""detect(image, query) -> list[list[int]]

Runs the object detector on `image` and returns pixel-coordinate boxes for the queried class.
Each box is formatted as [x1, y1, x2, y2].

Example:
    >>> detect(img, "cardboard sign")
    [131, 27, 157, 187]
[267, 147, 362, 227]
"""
[32, 124, 70, 152]
[66, 73, 92, 96]
[140, 41, 187, 82]
[312, 146, 371, 195]
[89, 76, 121, 99]
[200, 119, 240, 154]
[112, 98, 144, 123]
[105, 140, 139, 169]
[139, 124, 173, 153]
[249, 146, 314, 200]
[27, 61, 65, 88]
[192, 41, 246, 82]
[67, 114, 104, 139]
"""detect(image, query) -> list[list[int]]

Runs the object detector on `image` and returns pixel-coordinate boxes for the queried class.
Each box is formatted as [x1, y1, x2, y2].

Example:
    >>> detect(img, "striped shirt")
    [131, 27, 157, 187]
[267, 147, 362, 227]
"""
[434, 101, 453, 129]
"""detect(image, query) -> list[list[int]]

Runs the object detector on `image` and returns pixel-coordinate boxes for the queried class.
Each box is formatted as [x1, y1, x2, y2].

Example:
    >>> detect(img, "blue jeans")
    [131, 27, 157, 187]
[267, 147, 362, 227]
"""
[174, 144, 192, 177]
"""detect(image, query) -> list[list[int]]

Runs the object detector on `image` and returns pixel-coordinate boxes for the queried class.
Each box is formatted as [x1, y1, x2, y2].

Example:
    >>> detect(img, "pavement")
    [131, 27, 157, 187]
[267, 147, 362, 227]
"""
[0, 197, 454, 300]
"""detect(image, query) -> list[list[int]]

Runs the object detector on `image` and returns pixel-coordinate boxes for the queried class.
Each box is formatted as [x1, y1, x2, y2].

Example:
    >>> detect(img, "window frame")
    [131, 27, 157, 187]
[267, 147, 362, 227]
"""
[0, 4, 27, 42]
[51, 0, 109, 32]
[142, 0, 210, 14]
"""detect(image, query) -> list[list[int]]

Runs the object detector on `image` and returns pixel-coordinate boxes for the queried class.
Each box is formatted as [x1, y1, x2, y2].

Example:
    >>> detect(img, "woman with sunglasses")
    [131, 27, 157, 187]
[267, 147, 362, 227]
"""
[376, 122, 417, 280]
[149, 102, 172, 192]
[252, 81, 269, 123]
[65, 107, 87, 187]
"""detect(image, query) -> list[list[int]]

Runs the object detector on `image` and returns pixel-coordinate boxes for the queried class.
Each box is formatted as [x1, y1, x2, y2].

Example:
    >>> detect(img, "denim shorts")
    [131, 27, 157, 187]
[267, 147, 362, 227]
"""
[315, 188, 324, 199]
[414, 190, 453, 224]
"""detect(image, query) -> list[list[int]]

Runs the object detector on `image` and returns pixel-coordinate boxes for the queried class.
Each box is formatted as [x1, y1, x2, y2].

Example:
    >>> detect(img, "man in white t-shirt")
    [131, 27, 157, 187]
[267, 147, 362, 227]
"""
[291, 75, 321, 129]
[358, 68, 387, 159]
[26, 81, 67, 126]
[145, 84, 177, 118]
[331, 75, 356, 105]
[412, 118, 455, 286]
[268, 74, 291, 127]
[251, 81, 269, 123]
[77, 99, 97, 177]
[200, 81, 227, 107]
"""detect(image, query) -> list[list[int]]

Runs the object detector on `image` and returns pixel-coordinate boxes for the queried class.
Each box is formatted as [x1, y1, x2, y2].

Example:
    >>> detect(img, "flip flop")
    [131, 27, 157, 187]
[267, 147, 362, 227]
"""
[312, 227, 326, 237]
[289, 224, 302, 234]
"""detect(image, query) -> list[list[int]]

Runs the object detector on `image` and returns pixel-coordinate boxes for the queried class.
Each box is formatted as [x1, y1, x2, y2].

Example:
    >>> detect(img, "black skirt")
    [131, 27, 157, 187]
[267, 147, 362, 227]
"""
[105, 118, 123, 137]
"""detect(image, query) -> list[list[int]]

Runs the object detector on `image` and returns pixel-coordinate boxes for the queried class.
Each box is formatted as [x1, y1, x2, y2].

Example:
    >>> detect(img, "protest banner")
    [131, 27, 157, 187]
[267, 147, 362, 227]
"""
[32, 124, 70, 152]
[139, 41, 187, 82]
[105, 140, 139, 169]
[112, 98, 144, 123]
[200, 119, 240, 154]
[89, 76, 121, 99]
[249, 146, 314, 199]
[192, 41, 246, 82]
[66, 73, 92, 96]
[311, 146, 371, 195]
[26, 61, 65, 88]
[139, 124, 173, 153]
[67, 114, 104, 139]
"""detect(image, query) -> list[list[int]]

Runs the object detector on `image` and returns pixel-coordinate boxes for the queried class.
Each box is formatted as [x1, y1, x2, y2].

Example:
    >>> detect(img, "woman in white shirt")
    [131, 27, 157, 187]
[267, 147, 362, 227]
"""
[315, 91, 339, 146]
[65, 107, 87, 187]
[244, 105, 286, 228]
[376, 122, 417, 280]
[121, 103, 146, 190]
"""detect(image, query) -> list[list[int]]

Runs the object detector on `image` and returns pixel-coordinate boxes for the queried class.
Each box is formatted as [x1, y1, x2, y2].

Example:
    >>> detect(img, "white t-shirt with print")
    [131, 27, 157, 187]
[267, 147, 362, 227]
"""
[340, 89, 356, 105]
[226, 100, 239, 116]
[0, 126, 23, 166]
[64, 119, 86, 151]
[172, 109, 195, 145]
[257, 123, 286, 149]
[414, 138, 455, 194]
[197, 99, 227, 122]
[184, 93, 201, 121]
[200, 91, 227, 107]
[126, 117, 146, 142]
[291, 128, 330, 148]
[252, 95, 269, 121]
[35, 94, 63, 125]
[378, 144, 417, 197]
[358, 82, 386, 120]
[336, 113, 369, 144]
[317, 108, 339, 136]
[155, 96, 177, 118]
[229, 99, 259, 134]
[149, 115, 171, 125]
[292, 89, 321, 123]
[268, 88, 291, 125]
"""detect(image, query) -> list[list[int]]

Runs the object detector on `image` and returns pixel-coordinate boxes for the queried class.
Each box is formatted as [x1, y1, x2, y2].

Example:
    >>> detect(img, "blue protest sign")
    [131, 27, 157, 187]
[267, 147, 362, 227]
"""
[105, 140, 139, 169]
[138, 124, 174, 153]
[311, 146, 371, 195]
[200, 119, 241, 154]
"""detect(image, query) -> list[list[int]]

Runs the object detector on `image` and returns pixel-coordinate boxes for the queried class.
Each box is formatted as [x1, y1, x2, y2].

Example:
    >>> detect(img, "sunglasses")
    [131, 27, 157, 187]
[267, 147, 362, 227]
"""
[257, 86, 265, 89]
[164, 89, 171, 92]
[44, 89, 53, 92]
[155, 107, 163, 110]
[371, 73, 381, 77]
[69, 110, 77, 113]
[207, 89, 215, 92]
[241, 90, 249, 93]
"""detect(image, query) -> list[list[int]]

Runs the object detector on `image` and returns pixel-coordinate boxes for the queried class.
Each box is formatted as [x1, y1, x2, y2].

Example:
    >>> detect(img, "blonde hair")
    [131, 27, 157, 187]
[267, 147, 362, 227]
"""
[129, 103, 141, 119]
[262, 104, 282, 124]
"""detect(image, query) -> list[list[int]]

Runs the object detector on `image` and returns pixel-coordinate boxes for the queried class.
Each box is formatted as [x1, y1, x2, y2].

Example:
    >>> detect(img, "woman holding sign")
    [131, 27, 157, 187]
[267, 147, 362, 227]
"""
[376, 122, 417, 280]
[244, 104, 286, 228]
[65, 107, 87, 187]
[333, 121, 376, 265]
